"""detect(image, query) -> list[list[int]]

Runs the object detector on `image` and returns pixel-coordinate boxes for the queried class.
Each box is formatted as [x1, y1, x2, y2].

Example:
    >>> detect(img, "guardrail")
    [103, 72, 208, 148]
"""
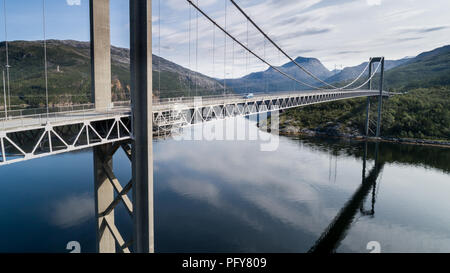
[0, 105, 131, 131]
[0, 103, 96, 120]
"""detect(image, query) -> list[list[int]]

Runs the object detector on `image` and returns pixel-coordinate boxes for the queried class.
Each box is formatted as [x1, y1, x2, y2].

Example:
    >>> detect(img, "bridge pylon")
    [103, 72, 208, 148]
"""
[365, 57, 385, 138]
[90, 0, 154, 253]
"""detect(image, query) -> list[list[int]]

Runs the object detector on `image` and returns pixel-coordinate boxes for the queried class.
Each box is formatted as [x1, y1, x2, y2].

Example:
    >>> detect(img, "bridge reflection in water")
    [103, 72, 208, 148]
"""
[309, 142, 383, 253]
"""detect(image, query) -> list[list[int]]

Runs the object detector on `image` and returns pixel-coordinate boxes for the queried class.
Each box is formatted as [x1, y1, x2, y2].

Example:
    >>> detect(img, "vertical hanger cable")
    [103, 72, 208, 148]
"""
[3, 0, 10, 114]
[223, 0, 227, 95]
[195, 0, 198, 96]
[158, 0, 161, 97]
[42, 0, 49, 117]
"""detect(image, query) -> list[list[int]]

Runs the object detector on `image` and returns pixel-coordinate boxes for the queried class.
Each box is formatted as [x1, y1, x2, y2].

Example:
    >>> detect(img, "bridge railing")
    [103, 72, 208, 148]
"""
[117, 90, 387, 109]
[0, 105, 131, 131]
[0, 103, 96, 120]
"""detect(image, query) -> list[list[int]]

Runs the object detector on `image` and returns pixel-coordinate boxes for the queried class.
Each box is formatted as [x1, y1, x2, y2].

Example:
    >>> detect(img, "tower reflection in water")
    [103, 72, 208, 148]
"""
[309, 142, 383, 253]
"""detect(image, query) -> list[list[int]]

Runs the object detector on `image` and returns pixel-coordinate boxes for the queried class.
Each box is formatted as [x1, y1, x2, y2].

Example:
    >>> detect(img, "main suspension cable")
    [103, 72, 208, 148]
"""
[337, 59, 372, 90]
[185, 0, 324, 90]
[228, 0, 337, 90]
[347, 58, 383, 91]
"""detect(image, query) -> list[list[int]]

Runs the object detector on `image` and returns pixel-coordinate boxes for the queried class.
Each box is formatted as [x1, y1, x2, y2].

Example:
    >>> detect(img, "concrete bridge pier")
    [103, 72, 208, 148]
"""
[130, 0, 154, 253]
[90, 0, 154, 253]
[90, 0, 116, 253]
[90, 0, 112, 110]
[93, 143, 115, 253]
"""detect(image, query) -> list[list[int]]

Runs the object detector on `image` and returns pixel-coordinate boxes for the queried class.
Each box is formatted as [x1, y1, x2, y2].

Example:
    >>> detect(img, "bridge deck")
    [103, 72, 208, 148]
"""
[0, 90, 387, 165]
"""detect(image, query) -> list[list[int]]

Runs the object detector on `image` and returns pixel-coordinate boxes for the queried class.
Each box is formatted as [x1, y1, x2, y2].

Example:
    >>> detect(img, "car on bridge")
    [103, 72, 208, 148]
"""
[243, 93, 254, 99]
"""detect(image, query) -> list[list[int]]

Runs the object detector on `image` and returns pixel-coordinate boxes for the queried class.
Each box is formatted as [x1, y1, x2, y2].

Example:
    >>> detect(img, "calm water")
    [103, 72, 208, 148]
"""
[0, 117, 449, 253]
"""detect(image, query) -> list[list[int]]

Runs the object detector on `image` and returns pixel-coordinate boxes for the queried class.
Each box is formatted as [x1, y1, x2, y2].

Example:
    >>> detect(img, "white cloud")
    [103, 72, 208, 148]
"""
[166, 0, 217, 10]
[50, 193, 94, 228]
[367, 0, 381, 6]
[155, 119, 450, 252]
[156, 0, 450, 76]
[66, 0, 81, 6]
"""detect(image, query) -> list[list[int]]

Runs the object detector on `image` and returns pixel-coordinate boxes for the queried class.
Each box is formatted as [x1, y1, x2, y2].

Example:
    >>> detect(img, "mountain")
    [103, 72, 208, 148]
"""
[0, 40, 226, 107]
[224, 56, 333, 93]
[325, 58, 412, 85]
[224, 54, 415, 93]
[272, 44, 450, 141]
[384, 45, 450, 90]
[347, 45, 450, 90]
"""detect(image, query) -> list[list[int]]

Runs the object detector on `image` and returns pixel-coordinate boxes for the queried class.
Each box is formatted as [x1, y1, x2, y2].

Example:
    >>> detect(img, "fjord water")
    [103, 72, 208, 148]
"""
[0, 117, 449, 253]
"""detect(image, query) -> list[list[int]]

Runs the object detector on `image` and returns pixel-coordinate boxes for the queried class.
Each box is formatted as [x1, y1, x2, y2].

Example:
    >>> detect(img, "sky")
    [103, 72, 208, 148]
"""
[1, 0, 449, 78]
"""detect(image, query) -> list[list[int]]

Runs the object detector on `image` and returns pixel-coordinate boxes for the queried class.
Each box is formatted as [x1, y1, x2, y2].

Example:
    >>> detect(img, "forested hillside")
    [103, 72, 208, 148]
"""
[276, 45, 450, 141]
[0, 40, 227, 108]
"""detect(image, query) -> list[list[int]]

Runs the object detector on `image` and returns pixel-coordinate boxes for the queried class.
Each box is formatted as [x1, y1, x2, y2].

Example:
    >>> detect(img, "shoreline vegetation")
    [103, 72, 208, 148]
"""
[260, 88, 450, 148]
[259, 120, 450, 148]
[275, 129, 450, 148]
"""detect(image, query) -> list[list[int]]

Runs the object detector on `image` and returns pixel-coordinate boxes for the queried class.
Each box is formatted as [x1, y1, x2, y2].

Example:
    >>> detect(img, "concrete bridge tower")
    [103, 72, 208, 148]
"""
[90, 0, 153, 253]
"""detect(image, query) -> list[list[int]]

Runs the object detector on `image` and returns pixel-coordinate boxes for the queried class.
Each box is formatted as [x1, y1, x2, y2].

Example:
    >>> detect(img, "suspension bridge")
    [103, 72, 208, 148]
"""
[0, 0, 394, 253]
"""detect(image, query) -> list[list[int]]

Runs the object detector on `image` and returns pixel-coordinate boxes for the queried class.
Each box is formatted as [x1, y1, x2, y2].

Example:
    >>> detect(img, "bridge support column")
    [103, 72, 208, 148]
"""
[364, 57, 385, 137]
[90, 0, 112, 110]
[93, 144, 116, 253]
[93, 142, 133, 253]
[365, 98, 370, 136]
[365, 61, 372, 137]
[376, 59, 384, 138]
[130, 0, 154, 253]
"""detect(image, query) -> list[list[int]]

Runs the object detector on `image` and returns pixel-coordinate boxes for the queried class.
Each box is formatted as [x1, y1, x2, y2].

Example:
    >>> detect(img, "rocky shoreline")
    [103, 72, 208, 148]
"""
[261, 121, 450, 148]
[281, 128, 450, 148]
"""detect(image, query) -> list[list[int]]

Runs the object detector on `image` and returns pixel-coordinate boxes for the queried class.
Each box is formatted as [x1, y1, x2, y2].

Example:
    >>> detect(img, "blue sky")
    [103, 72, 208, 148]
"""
[1, 0, 450, 78]
[0, 0, 129, 47]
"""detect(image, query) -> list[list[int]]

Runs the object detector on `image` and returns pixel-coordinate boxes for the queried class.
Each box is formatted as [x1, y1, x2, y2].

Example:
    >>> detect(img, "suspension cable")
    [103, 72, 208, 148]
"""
[228, 0, 337, 90]
[212, 24, 216, 93]
[2, 70, 6, 118]
[338, 59, 372, 90]
[186, 0, 325, 90]
[223, 0, 227, 95]
[195, 0, 199, 96]
[347, 58, 383, 91]
[245, 18, 248, 94]
[264, 37, 267, 93]
[158, 0, 161, 97]
[231, 39, 234, 81]
[42, 0, 49, 118]
[277, 49, 280, 91]
[3, 0, 10, 114]
[188, 2, 191, 96]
